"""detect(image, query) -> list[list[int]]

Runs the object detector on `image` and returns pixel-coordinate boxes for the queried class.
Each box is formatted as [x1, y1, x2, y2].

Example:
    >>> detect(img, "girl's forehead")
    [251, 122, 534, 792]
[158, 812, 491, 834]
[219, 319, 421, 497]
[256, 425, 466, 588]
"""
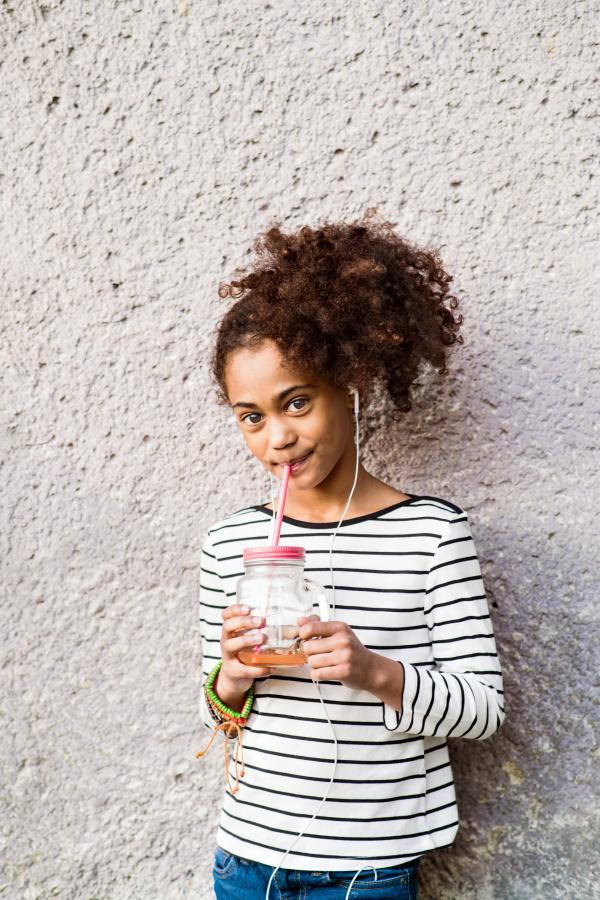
[225, 342, 319, 404]
[226, 340, 286, 374]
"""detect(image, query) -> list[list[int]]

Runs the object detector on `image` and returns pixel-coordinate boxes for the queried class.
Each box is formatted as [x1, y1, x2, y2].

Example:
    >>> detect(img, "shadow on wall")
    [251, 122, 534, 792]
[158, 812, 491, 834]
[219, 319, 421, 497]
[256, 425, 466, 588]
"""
[358, 326, 599, 899]
[416, 524, 599, 900]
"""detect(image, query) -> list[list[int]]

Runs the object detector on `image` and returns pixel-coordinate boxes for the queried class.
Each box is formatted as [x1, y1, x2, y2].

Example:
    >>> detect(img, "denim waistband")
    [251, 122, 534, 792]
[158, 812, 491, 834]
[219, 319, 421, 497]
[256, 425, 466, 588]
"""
[217, 847, 419, 877]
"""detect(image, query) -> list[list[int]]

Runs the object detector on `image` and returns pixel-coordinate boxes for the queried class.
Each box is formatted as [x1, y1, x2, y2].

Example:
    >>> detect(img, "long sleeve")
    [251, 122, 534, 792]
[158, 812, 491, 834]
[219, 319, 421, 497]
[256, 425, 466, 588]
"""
[198, 530, 228, 733]
[383, 512, 505, 740]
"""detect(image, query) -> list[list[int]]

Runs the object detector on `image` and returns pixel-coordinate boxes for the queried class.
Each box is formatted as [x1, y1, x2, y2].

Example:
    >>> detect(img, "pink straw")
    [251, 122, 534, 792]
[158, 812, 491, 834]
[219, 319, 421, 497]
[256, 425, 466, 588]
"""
[254, 465, 291, 653]
[272, 464, 291, 547]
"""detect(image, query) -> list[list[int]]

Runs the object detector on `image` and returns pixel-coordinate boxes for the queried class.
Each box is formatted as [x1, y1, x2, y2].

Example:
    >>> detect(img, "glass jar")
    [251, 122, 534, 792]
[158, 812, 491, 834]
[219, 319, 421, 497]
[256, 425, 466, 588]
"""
[236, 545, 329, 668]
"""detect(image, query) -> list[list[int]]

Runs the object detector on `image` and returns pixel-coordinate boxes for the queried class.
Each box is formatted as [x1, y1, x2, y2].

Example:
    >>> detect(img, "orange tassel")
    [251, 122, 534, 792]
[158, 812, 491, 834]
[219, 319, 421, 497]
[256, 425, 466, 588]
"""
[196, 720, 246, 795]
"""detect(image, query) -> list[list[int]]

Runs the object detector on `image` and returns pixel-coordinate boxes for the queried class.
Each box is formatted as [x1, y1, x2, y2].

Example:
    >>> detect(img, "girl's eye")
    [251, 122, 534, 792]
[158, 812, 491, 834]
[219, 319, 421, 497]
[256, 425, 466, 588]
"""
[244, 413, 263, 425]
[288, 398, 307, 412]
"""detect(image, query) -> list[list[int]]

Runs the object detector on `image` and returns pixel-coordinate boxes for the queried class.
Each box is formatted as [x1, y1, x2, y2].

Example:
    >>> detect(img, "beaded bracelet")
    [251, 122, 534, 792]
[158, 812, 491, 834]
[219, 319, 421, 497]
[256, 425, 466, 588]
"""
[196, 661, 254, 795]
[204, 660, 255, 724]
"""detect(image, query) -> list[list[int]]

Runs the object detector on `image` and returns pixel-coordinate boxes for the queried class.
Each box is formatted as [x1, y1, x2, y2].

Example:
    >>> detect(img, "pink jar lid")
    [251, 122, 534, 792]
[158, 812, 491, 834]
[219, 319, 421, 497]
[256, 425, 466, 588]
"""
[243, 545, 306, 563]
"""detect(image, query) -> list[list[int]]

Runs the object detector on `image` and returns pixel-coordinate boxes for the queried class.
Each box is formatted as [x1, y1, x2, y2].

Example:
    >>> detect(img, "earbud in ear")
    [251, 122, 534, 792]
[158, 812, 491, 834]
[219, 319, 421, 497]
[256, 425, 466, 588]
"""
[348, 385, 360, 415]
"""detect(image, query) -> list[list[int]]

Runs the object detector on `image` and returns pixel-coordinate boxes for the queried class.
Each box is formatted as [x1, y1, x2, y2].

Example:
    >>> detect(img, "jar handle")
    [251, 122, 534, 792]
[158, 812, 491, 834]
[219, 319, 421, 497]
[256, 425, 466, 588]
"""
[303, 577, 330, 622]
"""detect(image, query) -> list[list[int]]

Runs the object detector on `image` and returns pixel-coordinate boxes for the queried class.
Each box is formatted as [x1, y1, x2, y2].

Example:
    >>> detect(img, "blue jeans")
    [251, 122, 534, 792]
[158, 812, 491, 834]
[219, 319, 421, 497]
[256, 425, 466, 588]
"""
[213, 848, 419, 900]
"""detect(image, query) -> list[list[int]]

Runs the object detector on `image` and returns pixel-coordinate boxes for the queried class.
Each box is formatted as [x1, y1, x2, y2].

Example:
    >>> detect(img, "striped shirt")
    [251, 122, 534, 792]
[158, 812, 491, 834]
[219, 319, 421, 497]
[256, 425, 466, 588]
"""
[199, 496, 504, 870]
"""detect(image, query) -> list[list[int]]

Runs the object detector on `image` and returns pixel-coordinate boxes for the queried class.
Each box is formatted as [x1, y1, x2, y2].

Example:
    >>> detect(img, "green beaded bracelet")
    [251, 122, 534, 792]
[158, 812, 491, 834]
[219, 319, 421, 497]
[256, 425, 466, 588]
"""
[205, 660, 254, 723]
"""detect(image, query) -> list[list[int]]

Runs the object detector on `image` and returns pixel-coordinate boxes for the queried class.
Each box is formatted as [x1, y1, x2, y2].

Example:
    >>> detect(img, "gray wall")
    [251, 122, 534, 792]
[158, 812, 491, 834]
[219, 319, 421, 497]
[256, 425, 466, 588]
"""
[1, 2, 599, 898]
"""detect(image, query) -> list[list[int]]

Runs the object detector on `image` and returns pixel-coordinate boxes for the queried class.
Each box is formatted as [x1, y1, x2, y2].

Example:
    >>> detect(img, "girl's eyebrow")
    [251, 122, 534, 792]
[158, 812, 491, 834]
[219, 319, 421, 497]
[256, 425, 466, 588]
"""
[278, 383, 314, 399]
[233, 383, 314, 409]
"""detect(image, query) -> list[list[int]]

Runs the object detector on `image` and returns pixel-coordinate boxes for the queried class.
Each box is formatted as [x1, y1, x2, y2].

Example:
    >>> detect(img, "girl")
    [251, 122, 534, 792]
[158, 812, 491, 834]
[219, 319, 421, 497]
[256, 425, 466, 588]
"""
[199, 213, 504, 900]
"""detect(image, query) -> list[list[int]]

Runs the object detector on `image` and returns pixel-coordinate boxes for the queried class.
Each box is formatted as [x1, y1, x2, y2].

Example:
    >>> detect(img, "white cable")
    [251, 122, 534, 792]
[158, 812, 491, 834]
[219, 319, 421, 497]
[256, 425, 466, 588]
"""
[264, 682, 377, 900]
[328, 393, 360, 618]
[345, 865, 378, 899]
[265, 391, 362, 900]
[268, 471, 276, 544]
[265, 679, 339, 899]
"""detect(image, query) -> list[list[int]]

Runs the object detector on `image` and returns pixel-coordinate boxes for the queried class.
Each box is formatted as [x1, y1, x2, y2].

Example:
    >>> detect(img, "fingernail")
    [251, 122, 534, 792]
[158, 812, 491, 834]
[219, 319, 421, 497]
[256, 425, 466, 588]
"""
[251, 616, 263, 626]
[240, 605, 250, 614]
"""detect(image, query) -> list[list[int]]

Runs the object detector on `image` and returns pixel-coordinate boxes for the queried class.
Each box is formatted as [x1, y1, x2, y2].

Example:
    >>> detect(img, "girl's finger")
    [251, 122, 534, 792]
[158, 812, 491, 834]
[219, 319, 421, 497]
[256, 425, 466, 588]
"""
[298, 620, 343, 640]
[305, 650, 347, 669]
[248, 666, 278, 677]
[222, 604, 251, 620]
[309, 665, 345, 682]
[228, 662, 276, 679]
[223, 632, 266, 655]
[302, 636, 346, 658]
[222, 614, 264, 636]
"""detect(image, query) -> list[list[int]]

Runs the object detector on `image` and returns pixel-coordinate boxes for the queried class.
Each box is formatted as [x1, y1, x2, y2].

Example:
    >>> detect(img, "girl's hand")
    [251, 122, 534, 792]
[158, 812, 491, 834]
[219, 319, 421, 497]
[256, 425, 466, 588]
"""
[298, 617, 405, 710]
[216, 604, 276, 711]
[298, 617, 377, 691]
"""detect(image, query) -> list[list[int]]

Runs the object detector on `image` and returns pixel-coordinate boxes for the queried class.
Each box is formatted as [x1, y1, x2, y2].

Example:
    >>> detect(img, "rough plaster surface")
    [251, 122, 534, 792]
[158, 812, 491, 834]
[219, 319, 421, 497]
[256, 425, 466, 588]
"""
[1, 1, 599, 898]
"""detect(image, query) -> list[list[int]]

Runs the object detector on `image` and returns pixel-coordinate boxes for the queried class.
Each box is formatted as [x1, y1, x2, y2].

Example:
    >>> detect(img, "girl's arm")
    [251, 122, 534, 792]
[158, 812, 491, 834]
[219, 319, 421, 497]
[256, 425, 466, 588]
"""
[199, 531, 275, 722]
[383, 511, 504, 739]
[199, 531, 229, 731]
[300, 512, 504, 740]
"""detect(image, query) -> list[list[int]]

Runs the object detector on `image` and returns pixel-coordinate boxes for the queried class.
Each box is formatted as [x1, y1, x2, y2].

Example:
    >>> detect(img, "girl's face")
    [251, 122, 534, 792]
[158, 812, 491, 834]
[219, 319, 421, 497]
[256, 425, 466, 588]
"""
[225, 340, 356, 492]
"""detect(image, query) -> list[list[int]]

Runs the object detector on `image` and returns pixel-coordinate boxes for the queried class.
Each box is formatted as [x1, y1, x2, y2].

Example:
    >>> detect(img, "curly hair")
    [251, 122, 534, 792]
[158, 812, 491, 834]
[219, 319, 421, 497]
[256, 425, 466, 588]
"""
[212, 210, 463, 414]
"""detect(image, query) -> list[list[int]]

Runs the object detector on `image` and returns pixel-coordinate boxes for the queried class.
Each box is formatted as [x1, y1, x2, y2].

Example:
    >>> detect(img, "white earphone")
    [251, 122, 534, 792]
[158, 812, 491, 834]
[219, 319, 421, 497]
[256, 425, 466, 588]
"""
[265, 381, 364, 900]
[266, 384, 364, 900]
[328, 385, 360, 618]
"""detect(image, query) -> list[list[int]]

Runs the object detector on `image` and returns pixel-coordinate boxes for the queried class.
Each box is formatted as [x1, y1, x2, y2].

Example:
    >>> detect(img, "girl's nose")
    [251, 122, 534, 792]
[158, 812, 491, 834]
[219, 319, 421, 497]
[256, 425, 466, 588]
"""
[268, 416, 297, 451]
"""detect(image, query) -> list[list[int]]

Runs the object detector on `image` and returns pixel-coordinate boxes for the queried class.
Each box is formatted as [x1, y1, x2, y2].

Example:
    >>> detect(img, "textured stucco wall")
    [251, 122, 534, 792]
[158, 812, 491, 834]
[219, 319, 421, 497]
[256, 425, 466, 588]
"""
[1, 1, 599, 898]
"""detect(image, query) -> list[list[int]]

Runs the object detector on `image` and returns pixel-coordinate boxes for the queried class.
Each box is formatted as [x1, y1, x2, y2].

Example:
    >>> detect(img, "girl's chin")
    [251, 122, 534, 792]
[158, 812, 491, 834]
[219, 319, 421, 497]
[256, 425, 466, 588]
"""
[289, 477, 320, 492]
[289, 463, 328, 493]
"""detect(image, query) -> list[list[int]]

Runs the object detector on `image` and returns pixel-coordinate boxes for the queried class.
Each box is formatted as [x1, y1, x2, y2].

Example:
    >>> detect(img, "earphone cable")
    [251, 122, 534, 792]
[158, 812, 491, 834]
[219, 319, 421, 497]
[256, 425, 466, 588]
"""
[265, 392, 362, 900]
[268, 471, 276, 543]
[264, 679, 339, 899]
[328, 397, 360, 618]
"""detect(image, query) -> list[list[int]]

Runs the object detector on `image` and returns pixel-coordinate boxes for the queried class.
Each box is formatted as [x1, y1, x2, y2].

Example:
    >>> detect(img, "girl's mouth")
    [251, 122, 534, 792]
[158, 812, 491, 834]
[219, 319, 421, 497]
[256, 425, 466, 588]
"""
[281, 453, 312, 473]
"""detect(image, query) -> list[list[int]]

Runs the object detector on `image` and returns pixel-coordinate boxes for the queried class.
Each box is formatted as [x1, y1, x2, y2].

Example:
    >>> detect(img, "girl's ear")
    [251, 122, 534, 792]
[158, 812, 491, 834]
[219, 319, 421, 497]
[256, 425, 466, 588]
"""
[347, 385, 360, 414]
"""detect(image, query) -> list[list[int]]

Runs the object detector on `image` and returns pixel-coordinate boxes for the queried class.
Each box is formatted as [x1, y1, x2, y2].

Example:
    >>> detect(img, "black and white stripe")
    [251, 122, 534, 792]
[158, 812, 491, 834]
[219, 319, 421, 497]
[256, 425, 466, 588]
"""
[199, 496, 504, 870]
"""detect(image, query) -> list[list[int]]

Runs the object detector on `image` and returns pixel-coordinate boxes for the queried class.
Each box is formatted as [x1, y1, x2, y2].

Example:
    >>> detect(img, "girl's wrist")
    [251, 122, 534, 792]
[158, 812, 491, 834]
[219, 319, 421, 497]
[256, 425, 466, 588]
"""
[363, 651, 404, 709]
[215, 667, 252, 713]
